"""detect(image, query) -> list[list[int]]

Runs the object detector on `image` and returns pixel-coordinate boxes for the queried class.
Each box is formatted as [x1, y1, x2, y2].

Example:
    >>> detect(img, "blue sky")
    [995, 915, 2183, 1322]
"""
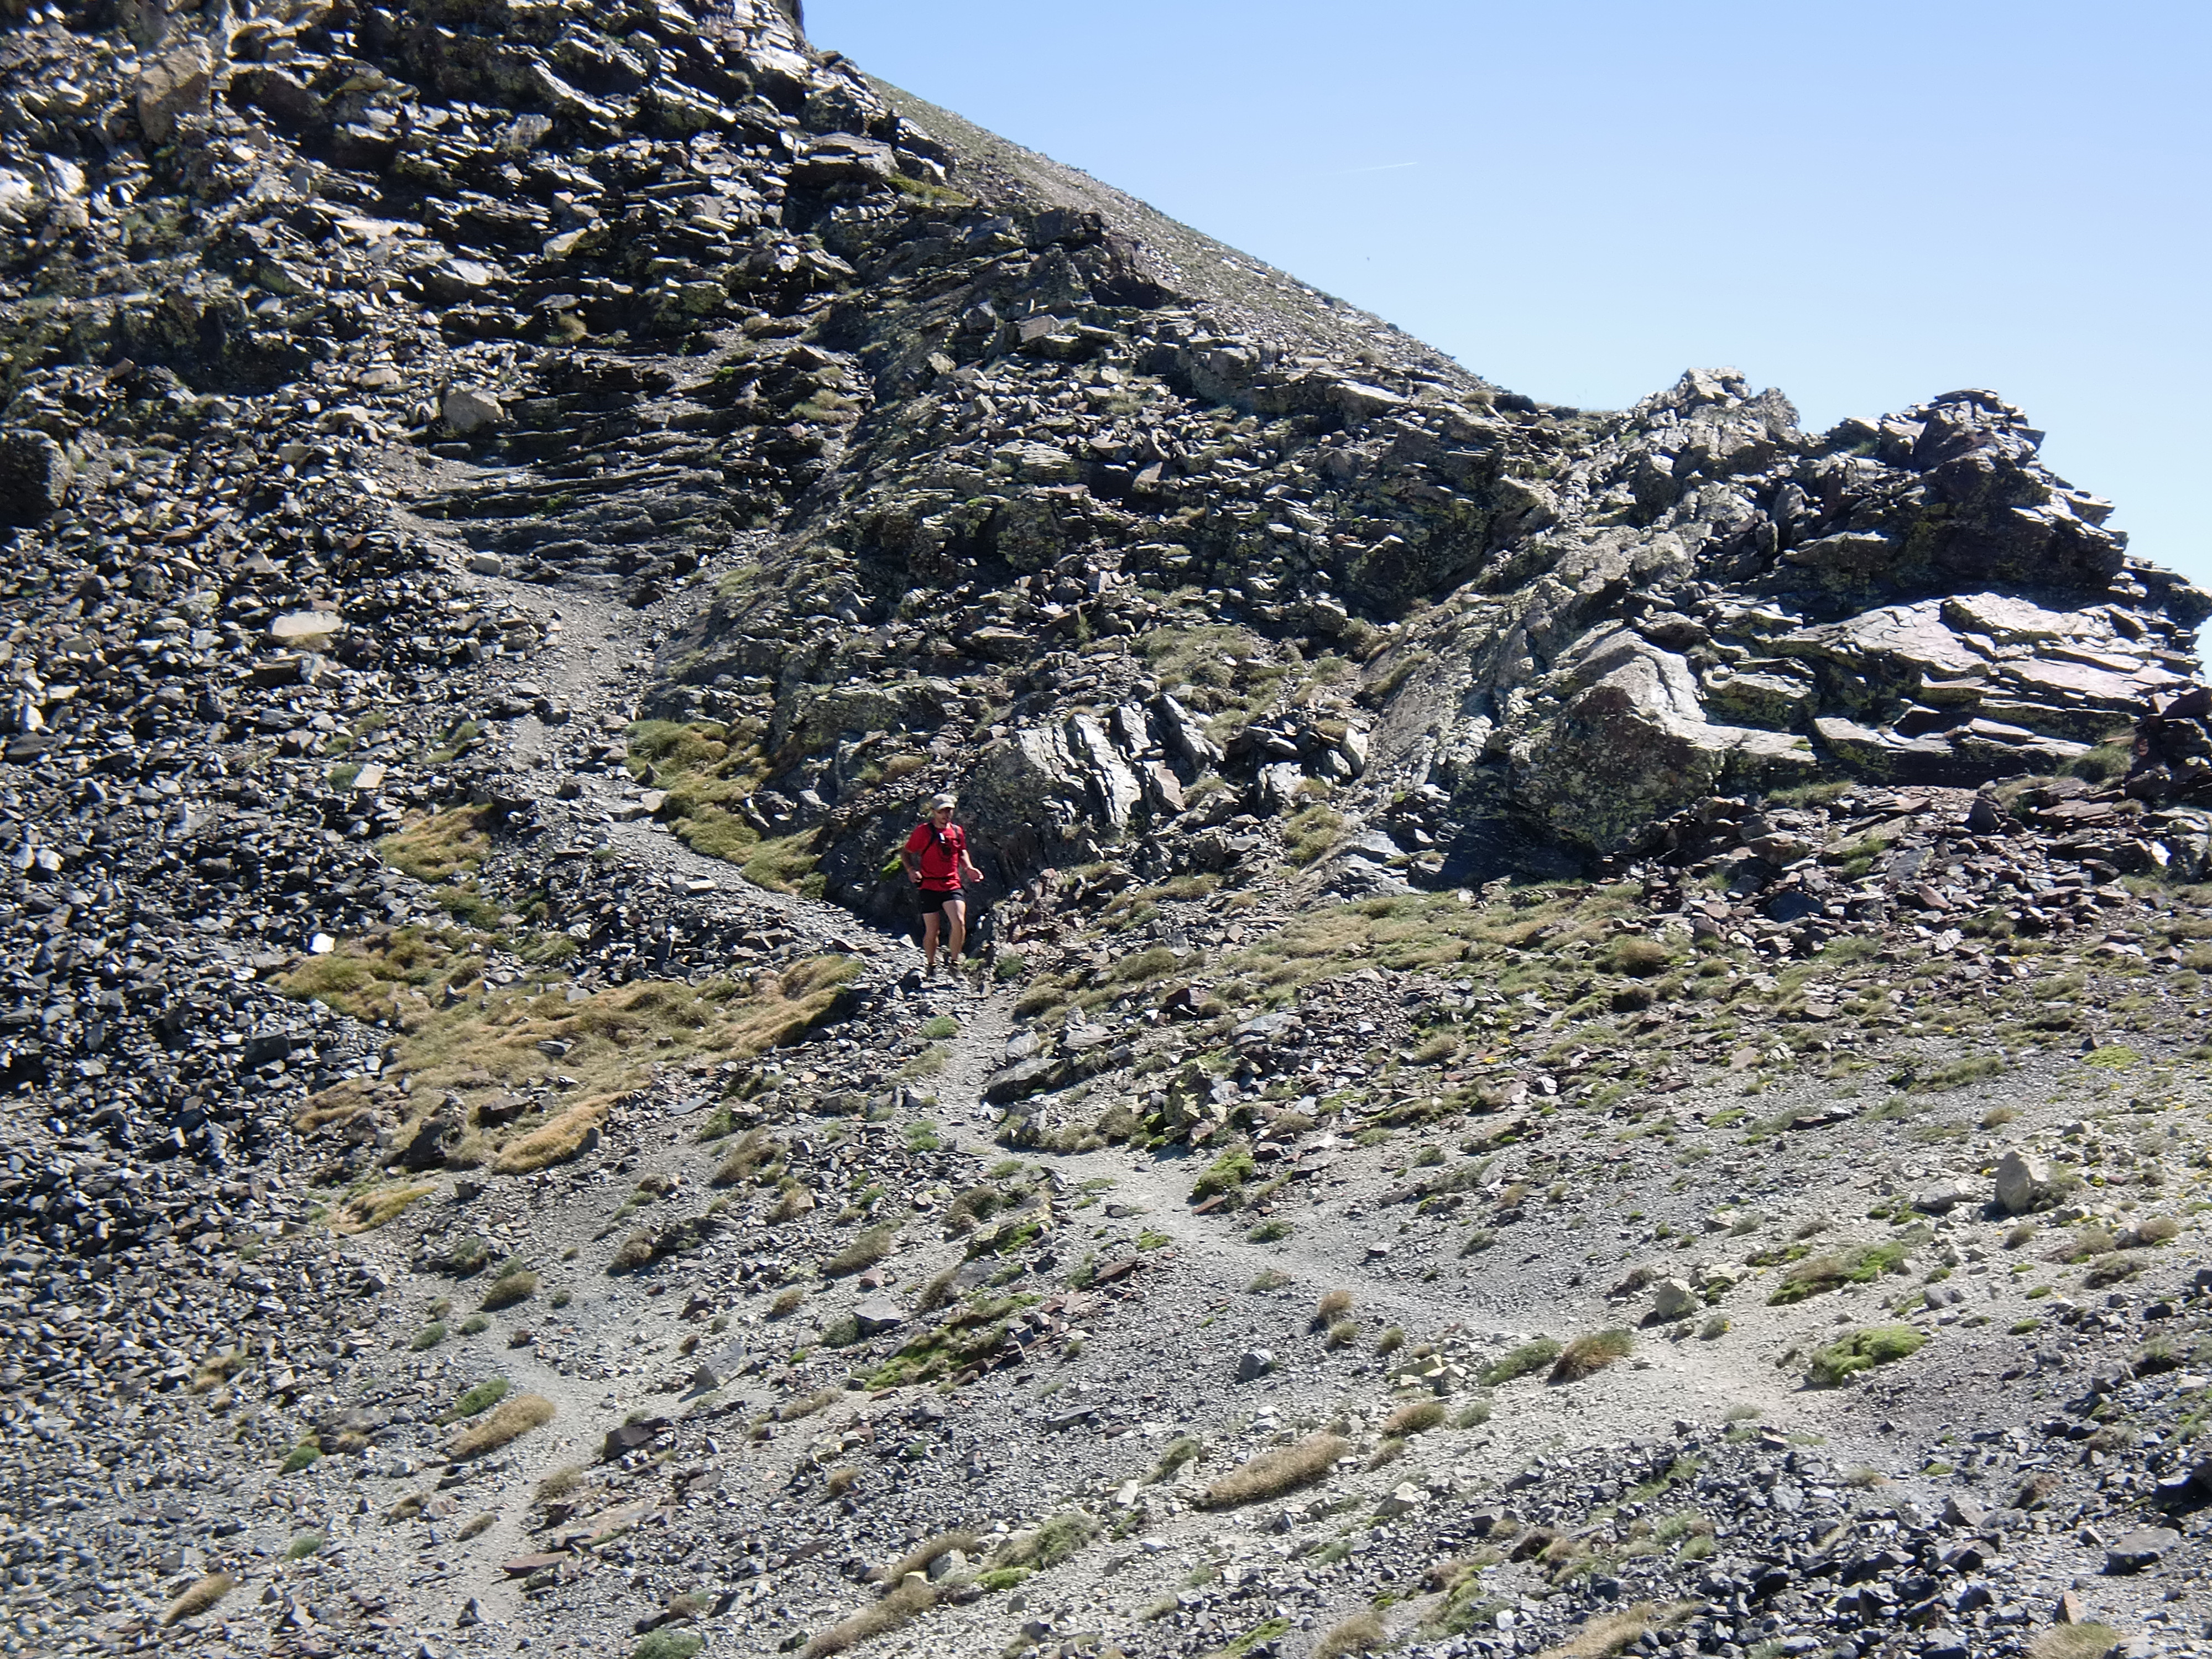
[810, 0, 2212, 604]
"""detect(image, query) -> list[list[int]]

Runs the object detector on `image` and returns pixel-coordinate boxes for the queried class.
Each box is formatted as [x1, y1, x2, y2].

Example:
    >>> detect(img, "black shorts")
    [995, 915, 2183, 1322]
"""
[917, 887, 964, 916]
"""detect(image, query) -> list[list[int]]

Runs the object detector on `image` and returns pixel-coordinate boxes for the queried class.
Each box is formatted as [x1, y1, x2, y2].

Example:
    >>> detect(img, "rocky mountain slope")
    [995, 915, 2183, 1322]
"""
[6, 3, 2212, 1659]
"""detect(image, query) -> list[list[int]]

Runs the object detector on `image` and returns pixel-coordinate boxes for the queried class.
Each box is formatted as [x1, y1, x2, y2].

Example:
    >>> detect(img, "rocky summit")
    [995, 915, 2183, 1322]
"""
[10, 3, 2212, 1659]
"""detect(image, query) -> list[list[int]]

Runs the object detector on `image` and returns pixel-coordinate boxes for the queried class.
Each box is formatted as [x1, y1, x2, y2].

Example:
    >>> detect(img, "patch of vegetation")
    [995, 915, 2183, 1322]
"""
[1768, 1240, 1908, 1304]
[995, 1511, 1097, 1569]
[1551, 1329, 1634, 1383]
[825, 1223, 899, 1277]
[1808, 1326, 1925, 1386]
[1482, 1337, 1563, 1385]
[802, 1577, 934, 1657]
[1314, 1613, 1387, 1658]
[286, 943, 858, 1175]
[479, 1267, 538, 1309]
[436, 1377, 510, 1423]
[1198, 1432, 1348, 1509]
[1192, 1142, 1258, 1201]
[379, 807, 496, 884]
[1384, 1399, 1446, 1437]
[162, 1573, 237, 1627]
[1282, 804, 1346, 867]
[448, 1391, 556, 1458]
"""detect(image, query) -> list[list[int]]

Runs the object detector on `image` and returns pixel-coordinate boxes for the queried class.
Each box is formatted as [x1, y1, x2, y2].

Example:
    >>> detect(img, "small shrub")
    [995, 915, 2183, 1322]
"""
[996, 1511, 1097, 1569]
[1192, 1143, 1258, 1201]
[1247, 1268, 1292, 1292]
[1606, 937, 1673, 978]
[825, 1466, 858, 1496]
[1148, 1435, 1203, 1483]
[1482, 1337, 1562, 1385]
[609, 1231, 656, 1274]
[1248, 1218, 1291, 1243]
[1314, 1289, 1353, 1325]
[456, 1511, 494, 1540]
[1198, 1432, 1348, 1509]
[411, 1322, 448, 1350]
[1767, 1240, 1907, 1304]
[286, 1532, 324, 1559]
[1809, 1326, 1925, 1386]
[1552, 1329, 1634, 1383]
[1326, 1318, 1360, 1349]
[1452, 1396, 1494, 1428]
[480, 1269, 538, 1310]
[280, 1439, 322, 1474]
[536, 1465, 584, 1503]
[1375, 1325, 1405, 1355]
[437, 1378, 510, 1424]
[632, 1633, 706, 1659]
[919, 1014, 959, 1040]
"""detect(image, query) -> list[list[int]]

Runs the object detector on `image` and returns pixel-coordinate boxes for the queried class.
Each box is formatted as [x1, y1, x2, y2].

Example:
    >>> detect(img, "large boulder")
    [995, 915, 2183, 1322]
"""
[1511, 626, 1816, 852]
[1995, 1149, 2051, 1215]
[135, 39, 212, 143]
[0, 431, 68, 525]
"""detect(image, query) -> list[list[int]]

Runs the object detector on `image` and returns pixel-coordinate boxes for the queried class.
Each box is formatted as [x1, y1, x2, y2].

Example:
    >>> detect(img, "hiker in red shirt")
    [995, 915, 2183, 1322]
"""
[901, 792, 982, 977]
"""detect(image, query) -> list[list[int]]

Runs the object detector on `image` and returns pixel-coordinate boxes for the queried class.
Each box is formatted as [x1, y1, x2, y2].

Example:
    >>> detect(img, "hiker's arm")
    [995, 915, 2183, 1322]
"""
[959, 849, 983, 885]
[901, 844, 921, 881]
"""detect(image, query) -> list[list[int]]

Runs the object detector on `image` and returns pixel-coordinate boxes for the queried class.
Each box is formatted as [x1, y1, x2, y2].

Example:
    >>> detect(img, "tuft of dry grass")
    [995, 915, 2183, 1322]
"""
[162, 1573, 237, 1626]
[1383, 1399, 1446, 1437]
[769, 1183, 817, 1223]
[1551, 1329, 1634, 1383]
[609, 1231, 656, 1274]
[447, 1392, 555, 1460]
[824, 1466, 858, 1497]
[824, 1223, 898, 1277]
[1536, 1602, 1693, 1658]
[879, 1529, 978, 1588]
[286, 943, 858, 1175]
[332, 1183, 434, 1234]
[778, 1386, 843, 1423]
[1314, 1288, 1353, 1326]
[710, 1127, 779, 1187]
[804, 1577, 935, 1656]
[536, 1465, 584, 1503]
[1326, 1318, 1360, 1349]
[1198, 1432, 1348, 1509]
[2028, 1627, 2125, 1659]
[1316, 1612, 1388, 1657]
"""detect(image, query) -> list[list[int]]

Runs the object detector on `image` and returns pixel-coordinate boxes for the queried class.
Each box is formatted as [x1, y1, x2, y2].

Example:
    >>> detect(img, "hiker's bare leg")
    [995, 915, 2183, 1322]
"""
[943, 898, 967, 964]
[921, 909, 941, 969]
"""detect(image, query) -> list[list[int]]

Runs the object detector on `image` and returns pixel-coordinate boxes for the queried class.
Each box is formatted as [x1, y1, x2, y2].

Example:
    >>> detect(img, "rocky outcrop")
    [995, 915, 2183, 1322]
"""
[0, 0, 2200, 904]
